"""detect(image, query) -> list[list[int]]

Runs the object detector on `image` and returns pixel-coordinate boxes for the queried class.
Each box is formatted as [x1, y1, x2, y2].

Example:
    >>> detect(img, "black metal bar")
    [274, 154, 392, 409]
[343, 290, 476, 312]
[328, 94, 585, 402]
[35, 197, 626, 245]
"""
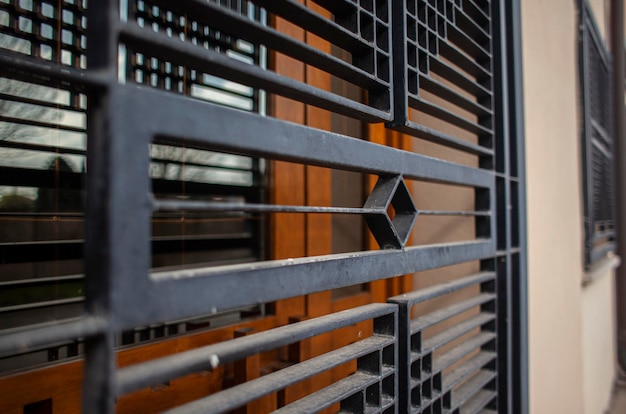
[119, 241, 495, 329]
[0, 49, 108, 89]
[154, 198, 490, 216]
[114, 86, 492, 188]
[410, 293, 496, 331]
[119, 23, 392, 122]
[611, 0, 626, 375]
[390, 272, 495, 306]
[505, 0, 529, 411]
[0, 316, 105, 358]
[154, 199, 382, 215]
[410, 97, 493, 135]
[116, 303, 395, 394]
[145, 0, 386, 91]
[391, 120, 494, 155]
[251, 0, 372, 54]
[0, 115, 85, 133]
[82, 0, 119, 412]
[0, 1, 528, 412]
[271, 372, 383, 414]
[419, 76, 493, 116]
[166, 335, 394, 414]
[433, 331, 496, 373]
[0, 140, 86, 156]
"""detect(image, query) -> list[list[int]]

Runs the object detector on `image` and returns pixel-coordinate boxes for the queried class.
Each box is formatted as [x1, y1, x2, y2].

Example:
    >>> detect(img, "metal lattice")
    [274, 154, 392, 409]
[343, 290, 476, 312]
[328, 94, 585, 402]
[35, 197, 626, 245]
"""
[0, 0, 526, 413]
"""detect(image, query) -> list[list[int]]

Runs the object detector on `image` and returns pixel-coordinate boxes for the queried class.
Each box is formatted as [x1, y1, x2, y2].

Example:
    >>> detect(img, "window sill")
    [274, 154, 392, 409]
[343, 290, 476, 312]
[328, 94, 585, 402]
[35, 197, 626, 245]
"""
[582, 252, 621, 287]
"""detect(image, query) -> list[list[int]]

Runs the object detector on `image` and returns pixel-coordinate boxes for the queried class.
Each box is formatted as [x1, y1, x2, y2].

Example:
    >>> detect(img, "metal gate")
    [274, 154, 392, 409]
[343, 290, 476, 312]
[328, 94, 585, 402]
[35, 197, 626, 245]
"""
[0, 0, 526, 412]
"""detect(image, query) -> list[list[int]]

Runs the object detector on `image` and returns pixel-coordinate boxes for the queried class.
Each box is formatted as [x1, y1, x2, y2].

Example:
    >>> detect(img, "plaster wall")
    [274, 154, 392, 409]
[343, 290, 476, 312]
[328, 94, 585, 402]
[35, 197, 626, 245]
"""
[522, 0, 585, 412]
[522, 0, 617, 413]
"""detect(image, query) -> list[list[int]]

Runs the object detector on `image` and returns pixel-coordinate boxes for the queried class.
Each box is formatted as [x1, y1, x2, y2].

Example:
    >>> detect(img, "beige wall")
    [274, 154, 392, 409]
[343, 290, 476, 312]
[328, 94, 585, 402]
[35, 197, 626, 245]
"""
[582, 268, 616, 414]
[522, 0, 616, 413]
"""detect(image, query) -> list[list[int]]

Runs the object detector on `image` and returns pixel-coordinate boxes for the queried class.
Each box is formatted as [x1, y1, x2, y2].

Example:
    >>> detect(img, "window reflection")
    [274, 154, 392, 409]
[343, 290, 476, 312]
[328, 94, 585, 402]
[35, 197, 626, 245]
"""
[0, 0, 266, 373]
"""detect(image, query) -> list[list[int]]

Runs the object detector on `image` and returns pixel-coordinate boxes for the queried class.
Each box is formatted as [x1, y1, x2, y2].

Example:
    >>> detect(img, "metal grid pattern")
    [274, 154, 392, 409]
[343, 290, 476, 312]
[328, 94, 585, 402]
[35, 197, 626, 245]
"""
[0, 0, 266, 373]
[0, 0, 527, 412]
[0, 0, 86, 67]
[390, 273, 497, 413]
[118, 304, 398, 414]
[119, 0, 393, 121]
[391, 0, 493, 155]
[580, 1, 616, 265]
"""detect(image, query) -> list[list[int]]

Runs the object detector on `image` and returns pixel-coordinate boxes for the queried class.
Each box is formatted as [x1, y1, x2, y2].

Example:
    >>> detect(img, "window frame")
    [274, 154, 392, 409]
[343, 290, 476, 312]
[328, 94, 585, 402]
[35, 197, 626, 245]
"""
[579, 0, 616, 267]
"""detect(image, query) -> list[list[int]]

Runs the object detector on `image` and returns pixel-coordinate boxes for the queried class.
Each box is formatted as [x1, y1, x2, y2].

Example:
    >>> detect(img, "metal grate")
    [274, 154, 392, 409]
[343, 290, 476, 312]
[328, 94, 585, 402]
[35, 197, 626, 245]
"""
[0, 0, 266, 373]
[580, 1, 616, 265]
[390, 272, 497, 413]
[0, 0, 526, 413]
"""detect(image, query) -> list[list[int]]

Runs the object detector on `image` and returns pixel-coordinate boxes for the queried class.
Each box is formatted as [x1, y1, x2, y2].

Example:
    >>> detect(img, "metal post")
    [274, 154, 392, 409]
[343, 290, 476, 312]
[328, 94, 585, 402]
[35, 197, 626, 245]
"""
[611, 0, 626, 374]
[82, 1, 119, 412]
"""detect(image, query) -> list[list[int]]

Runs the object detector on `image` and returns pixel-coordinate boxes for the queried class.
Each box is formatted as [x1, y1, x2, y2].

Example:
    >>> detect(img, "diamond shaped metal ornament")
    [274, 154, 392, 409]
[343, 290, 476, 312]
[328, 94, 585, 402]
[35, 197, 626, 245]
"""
[364, 176, 418, 249]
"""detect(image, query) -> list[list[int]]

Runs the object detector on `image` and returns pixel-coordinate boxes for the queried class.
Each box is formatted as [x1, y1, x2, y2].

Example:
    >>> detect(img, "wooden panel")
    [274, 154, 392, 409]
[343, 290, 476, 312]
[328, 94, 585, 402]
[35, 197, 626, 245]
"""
[269, 6, 307, 330]
[0, 317, 277, 414]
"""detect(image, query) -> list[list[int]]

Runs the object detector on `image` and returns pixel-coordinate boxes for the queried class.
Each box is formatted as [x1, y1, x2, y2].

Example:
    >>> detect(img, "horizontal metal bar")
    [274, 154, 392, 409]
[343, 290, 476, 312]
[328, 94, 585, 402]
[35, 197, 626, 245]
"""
[164, 335, 393, 414]
[419, 210, 490, 216]
[154, 199, 489, 217]
[272, 371, 383, 414]
[0, 115, 85, 133]
[390, 121, 493, 156]
[116, 303, 395, 395]
[411, 97, 492, 135]
[462, 389, 497, 414]
[0, 212, 84, 218]
[450, 370, 496, 411]
[138, 241, 494, 328]
[0, 297, 84, 314]
[118, 86, 492, 188]
[0, 274, 83, 288]
[0, 49, 109, 89]
[0, 316, 106, 358]
[145, 0, 385, 91]
[119, 23, 391, 123]
[453, 7, 490, 44]
[389, 272, 494, 307]
[149, 156, 257, 174]
[432, 331, 495, 373]
[0, 140, 86, 156]
[251, 0, 372, 54]
[419, 76, 492, 117]
[439, 40, 491, 79]
[589, 117, 613, 146]
[446, 22, 491, 63]
[442, 351, 495, 393]
[309, 0, 357, 17]
[462, 0, 491, 30]
[411, 293, 495, 331]
[422, 313, 494, 353]
[591, 135, 612, 159]
[0, 91, 86, 113]
[429, 55, 492, 95]
[153, 199, 382, 215]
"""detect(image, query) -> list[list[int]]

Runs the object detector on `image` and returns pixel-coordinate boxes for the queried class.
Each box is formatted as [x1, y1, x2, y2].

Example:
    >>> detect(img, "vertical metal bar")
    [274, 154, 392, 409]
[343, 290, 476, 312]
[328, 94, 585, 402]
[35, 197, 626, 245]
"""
[491, 0, 510, 411]
[610, 0, 626, 374]
[579, 1, 595, 265]
[83, 1, 119, 412]
[389, 0, 408, 127]
[507, 0, 529, 411]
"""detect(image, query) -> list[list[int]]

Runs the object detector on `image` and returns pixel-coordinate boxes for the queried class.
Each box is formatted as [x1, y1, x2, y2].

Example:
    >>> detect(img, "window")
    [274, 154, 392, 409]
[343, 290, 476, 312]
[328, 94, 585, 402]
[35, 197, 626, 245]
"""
[0, 0, 266, 373]
[580, 1, 615, 266]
